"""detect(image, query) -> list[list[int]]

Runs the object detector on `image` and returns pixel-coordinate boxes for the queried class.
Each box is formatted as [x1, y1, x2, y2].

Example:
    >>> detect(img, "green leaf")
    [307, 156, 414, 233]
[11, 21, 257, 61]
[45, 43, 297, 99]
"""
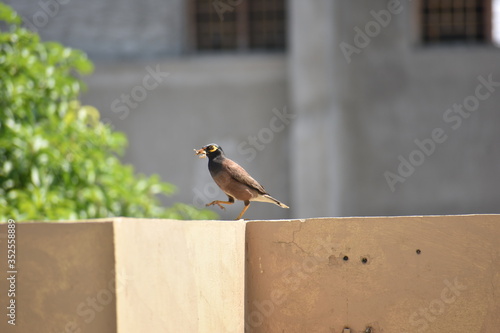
[0, 4, 217, 222]
[0, 4, 21, 25]
[31, 167, 40, 187]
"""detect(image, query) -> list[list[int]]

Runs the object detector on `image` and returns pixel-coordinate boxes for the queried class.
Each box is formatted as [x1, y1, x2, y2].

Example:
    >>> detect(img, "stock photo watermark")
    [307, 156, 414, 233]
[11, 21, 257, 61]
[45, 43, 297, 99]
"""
[237, 106, 296, 162]
[245, 236, 336, 331]
[6, 218, 17, 326]
[212, 0, 243, 21]
[110, 65, 170, 121]
[57, 269, 132, 333]
[385, 73, 500, 192]
[407, 277, 467, 332]
[193, 182, 221, 209]
[340, 0, 408, 64]
[20, 0, 71, 33]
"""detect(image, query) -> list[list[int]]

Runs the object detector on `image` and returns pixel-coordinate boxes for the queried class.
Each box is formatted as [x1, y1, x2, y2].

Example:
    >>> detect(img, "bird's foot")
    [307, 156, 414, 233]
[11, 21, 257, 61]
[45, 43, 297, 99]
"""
[206, 201, 227, 210]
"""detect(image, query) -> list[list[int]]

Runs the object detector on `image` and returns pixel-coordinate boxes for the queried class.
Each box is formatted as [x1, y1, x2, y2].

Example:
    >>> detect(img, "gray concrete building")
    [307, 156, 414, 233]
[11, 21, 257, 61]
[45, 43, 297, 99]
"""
[6, 0, 500, 219]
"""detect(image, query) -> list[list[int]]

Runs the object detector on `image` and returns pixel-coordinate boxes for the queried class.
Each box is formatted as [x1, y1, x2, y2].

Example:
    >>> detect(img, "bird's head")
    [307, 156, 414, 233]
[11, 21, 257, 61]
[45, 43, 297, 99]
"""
[194, 143, 224, 159]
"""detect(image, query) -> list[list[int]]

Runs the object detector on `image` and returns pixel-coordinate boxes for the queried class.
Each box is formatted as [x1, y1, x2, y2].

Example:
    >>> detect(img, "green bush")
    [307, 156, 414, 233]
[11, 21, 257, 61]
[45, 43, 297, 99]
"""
[0, 4, 216, 221]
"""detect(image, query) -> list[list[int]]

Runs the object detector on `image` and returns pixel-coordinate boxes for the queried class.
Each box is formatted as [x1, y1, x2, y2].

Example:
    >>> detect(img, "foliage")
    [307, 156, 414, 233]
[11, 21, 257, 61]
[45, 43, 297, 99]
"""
[0, 4, 216, 221]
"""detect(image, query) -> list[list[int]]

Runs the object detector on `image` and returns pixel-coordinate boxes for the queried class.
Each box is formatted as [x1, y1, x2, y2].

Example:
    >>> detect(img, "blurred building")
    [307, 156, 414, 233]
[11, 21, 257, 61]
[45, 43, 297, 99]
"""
[7, 0, 500, 219]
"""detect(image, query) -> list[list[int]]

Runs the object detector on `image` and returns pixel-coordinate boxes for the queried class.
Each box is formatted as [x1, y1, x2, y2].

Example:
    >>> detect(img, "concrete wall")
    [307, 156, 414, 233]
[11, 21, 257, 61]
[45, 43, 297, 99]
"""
[113, 218, 246, 333]
[1, 215, 499, 333]
[338, 1, 500, 216]
[4, 0, 186, 59]
[0, 221, 117, 333]
[245, 215, 500, 332]
[0, 218, 246, 333]
[289, 0, 500, 217]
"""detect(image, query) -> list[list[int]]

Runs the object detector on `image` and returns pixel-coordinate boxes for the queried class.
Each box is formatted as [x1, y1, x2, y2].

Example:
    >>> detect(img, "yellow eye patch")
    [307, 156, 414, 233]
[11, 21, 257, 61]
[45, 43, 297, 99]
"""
[207, 145, 218, 152]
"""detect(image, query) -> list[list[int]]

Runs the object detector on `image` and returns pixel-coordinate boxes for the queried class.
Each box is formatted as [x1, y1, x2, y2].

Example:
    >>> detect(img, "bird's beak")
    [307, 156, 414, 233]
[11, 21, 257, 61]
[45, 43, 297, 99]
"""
[194, 148, 207, 158]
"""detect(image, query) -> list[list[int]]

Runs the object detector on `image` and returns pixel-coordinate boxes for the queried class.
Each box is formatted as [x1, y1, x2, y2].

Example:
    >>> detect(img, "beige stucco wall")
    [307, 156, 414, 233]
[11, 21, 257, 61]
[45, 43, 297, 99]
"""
[0, 221, 117, 333]
[245, 215, 500, 332]
[0, 218, 246, 333]
[112, 218, 246, 333]
[1, 215, 499, 333]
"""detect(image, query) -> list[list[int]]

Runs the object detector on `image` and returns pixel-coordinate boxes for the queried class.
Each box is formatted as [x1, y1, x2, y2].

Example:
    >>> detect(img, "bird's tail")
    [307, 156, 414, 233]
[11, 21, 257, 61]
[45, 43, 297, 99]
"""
[258, 194, 289, 209]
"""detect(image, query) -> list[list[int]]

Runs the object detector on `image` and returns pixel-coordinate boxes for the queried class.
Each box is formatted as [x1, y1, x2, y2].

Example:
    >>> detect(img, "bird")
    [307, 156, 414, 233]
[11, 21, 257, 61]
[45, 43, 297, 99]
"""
[194, 143, 289, 220]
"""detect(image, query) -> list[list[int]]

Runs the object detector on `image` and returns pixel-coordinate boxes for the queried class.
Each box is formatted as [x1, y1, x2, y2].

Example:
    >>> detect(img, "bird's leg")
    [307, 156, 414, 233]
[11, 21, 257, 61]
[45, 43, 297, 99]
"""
[235, 200, 250, 220]
[206, 195, 235, 210]
[206, 201, 232, 210]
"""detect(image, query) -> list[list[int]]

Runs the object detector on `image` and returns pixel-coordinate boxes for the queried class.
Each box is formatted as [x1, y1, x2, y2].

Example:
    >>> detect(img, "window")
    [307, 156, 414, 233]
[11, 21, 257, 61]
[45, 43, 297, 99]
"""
[192, 0, 286, 52]
[420, 0, 492, 44]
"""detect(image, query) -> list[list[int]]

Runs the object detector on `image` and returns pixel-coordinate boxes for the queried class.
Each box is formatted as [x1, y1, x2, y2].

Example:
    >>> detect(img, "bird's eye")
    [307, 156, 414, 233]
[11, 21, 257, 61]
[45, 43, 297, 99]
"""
[207, 145, 218, 152]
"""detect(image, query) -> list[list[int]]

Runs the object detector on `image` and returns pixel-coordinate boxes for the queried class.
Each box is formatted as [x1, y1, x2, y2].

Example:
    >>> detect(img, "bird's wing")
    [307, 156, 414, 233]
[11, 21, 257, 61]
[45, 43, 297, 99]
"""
[224, 159, 267, 194]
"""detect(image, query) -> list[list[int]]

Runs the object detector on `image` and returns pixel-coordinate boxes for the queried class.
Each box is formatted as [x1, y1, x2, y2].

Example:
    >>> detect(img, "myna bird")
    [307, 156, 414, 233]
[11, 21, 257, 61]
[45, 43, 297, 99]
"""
[195, 143, 289, 220]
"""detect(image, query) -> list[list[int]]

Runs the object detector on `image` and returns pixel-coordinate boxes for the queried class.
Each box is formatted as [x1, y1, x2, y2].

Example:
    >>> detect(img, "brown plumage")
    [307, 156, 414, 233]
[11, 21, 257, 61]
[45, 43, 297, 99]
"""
[194, 143, 289, 220]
